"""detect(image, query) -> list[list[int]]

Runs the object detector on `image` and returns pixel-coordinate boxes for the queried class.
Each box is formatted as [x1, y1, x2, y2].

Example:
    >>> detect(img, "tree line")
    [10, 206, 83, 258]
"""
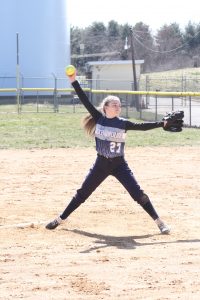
[70, 21, 200, 73]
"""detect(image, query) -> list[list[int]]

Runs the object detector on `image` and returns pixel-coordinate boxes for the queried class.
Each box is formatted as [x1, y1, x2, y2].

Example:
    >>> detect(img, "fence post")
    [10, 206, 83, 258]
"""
[171, 96, 174, 111]
[125, 94, 129, 118]
[145, 75, 149, 108]
[139, 95, 142, 119]
[189, 96, 192, 127]
[36, 91, 39, 112]
[16, 33, 21, 114]
[52, 73, 58, 112]
[155, 95, 158, 121]
[88, 79, 93, 105]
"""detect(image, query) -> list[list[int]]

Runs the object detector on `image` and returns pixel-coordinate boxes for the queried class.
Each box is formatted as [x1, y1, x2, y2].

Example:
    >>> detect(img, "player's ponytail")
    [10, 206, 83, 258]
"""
[82, 113, 96, 136]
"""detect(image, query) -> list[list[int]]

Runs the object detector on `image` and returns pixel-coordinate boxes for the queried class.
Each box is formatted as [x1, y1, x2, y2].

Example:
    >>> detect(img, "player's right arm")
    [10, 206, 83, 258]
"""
[68, 71, 101, 121]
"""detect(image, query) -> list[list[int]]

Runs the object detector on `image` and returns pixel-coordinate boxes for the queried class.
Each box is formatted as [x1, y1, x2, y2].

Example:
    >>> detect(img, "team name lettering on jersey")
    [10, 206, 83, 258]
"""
[95, 124, 126, 143]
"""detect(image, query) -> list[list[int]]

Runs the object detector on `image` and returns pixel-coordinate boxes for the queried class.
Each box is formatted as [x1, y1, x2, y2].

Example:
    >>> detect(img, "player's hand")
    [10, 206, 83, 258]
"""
[68, 71, 76, 83]
[65, 65, 77, 83]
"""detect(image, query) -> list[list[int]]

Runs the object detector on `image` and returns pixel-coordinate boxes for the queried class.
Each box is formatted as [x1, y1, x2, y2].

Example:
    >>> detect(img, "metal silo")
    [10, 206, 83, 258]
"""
[0, 0, 70, 88]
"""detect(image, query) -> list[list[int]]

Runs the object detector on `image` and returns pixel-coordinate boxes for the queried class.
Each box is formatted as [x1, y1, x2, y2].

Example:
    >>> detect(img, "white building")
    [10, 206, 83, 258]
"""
[86, 60, 144, 91]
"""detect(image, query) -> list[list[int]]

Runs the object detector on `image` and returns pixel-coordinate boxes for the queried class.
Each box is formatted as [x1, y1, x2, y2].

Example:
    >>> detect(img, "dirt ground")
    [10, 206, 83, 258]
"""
[0, 147, 200, 300]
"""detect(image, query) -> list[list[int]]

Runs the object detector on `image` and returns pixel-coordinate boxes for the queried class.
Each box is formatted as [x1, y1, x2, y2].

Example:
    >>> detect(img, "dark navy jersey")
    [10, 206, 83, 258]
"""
[72, 80, 163, 158]
[95, 116, 126, 157]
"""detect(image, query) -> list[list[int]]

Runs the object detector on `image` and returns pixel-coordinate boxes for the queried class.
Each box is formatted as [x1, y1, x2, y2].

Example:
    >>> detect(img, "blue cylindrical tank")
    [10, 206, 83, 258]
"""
[0, 0, 70, 88]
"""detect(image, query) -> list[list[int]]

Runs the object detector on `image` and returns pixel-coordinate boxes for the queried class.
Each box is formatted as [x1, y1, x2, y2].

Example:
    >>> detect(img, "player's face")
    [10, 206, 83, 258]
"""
[105, 100, 121, 118]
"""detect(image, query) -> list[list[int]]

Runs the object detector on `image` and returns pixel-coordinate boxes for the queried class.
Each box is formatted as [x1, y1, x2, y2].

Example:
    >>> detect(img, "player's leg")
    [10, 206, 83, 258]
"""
[46, 157, 109, 230]
[112, 160, 170, 234]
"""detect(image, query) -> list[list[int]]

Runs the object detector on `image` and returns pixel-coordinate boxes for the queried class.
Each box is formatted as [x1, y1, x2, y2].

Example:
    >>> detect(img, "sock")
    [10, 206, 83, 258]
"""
[57, 216, 63, 224]
[142, 201, 159, 220]
[60, 197, 82, 220]
[155, 218, 164, 226]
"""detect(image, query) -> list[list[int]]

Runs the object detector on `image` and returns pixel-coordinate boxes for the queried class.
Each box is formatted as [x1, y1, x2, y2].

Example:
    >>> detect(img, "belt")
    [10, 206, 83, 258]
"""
[97, 153, 123, 160]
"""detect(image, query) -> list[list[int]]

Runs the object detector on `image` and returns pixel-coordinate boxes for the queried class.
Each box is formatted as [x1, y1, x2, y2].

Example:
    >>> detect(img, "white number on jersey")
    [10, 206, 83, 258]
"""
[110, 142, 121, 154]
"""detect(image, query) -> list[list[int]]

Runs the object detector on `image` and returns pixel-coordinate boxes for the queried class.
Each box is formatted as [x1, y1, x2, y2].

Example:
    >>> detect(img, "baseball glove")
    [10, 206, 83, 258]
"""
[162, 110, 184, 132]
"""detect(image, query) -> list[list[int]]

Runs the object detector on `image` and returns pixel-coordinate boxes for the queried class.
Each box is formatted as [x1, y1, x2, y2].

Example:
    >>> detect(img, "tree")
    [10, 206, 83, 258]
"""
[183, 22, 200, 67]
[156, 23, 183, 52]
[155, 23, 183, 69]
[89, 22, 106, 35]
[107, 20, 120, 37]
[70, 26, 83, 55]
[120, 23, 132, 40]
[70, 20, 200, 73]
[132, 22, 155, 70]
[183, 21, 200, 49]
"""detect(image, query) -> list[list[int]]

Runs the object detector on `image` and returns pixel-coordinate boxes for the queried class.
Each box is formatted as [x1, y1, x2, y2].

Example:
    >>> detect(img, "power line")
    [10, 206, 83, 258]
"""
[71, 26, 200, 57]
[132, 29, 200, 54]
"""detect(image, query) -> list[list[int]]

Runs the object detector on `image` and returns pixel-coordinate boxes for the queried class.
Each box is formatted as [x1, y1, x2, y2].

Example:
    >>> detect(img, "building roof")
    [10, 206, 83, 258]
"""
[87, 60, 144, 66]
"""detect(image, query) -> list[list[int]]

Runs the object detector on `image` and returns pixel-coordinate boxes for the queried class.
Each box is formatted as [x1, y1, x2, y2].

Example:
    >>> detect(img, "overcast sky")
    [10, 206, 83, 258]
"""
[69, 0, 199, 32]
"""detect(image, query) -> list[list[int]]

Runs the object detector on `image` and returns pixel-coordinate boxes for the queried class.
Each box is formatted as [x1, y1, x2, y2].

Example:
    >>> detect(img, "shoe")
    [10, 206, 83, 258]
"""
[157, 222, 170, 234]
[46, 216, 62, 230]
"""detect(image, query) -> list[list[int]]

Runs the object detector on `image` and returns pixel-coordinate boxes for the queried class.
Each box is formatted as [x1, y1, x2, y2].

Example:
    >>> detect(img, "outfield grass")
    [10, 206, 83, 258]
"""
[143, 67, 200, 77]
[140, 67, 200, 94]
[0, 111, 199, 149]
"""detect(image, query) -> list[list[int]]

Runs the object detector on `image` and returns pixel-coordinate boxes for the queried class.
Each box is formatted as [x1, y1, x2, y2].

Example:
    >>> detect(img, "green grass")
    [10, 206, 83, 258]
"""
[143, 67, 200, 77]
[126, 127, 200, 147]
[140, 67, 200, 93]
[0, 112, 92, 149]
[0, 112, 199, 149]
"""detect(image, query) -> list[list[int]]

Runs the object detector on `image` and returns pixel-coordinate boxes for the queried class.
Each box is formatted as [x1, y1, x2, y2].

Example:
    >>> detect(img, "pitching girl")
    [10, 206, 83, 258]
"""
[46, 70, 170, 234]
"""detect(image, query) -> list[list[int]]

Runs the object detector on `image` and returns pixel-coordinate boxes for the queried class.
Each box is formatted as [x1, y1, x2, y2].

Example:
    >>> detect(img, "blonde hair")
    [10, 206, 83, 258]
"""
[82, 95, 120, 136]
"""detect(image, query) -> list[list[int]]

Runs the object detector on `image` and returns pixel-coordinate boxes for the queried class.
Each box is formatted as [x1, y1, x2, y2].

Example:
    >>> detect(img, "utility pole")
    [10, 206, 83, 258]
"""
[130, 27, 139, 111]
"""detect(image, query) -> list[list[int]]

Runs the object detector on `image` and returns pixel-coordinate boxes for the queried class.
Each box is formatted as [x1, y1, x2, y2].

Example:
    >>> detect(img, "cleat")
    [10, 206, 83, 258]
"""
[46, 217, 62, 230]
[157, 222, 170, 234]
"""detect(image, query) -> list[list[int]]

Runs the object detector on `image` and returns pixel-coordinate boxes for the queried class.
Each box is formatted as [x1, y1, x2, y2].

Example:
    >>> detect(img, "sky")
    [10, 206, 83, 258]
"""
[69, 0, 199, 32]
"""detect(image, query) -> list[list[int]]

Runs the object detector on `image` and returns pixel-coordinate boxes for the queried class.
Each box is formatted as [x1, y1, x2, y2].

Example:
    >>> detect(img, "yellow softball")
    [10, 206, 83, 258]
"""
[65, 65, 76, 76]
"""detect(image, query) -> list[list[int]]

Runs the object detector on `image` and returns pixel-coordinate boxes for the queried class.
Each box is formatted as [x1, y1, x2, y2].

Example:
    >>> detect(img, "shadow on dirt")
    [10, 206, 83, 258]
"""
[63, 228, 200, 253]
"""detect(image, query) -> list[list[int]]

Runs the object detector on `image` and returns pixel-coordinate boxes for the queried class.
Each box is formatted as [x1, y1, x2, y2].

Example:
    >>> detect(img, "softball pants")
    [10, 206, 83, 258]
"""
[60, 155, 159, 220]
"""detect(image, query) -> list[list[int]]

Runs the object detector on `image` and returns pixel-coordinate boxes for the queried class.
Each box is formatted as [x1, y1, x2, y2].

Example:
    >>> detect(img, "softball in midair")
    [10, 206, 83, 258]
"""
[65, 65, 76, 76]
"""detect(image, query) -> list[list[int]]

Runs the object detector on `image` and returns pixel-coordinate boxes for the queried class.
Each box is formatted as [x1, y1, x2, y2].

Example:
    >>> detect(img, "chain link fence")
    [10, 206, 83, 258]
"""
[0, 75, 200, 127]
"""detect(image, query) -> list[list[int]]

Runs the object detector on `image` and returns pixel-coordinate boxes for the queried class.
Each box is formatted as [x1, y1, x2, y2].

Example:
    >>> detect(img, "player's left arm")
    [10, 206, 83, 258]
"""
[125, 120, 164, 131]
[125, 110, 184, 132]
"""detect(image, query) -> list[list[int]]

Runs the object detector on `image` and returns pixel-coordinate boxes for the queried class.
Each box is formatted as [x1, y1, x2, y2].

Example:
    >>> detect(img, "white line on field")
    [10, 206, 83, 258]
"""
[0, 221, 47, 229]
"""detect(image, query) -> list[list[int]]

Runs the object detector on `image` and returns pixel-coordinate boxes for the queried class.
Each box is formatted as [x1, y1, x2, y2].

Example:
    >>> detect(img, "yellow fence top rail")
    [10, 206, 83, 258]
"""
[21, 88, 91, 92]
[91, 89, 200, 97]
[0, 88, 17, 92]
[21, 88, 54, 92]
[0, 87, 200, 97]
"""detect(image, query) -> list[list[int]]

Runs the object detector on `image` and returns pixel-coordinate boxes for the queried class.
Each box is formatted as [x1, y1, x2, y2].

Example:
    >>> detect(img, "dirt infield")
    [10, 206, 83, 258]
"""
[0, 147, 200, 300]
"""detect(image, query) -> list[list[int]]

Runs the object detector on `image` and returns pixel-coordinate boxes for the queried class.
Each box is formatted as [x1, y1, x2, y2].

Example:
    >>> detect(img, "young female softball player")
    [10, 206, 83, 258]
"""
[46, 70, 170, 234]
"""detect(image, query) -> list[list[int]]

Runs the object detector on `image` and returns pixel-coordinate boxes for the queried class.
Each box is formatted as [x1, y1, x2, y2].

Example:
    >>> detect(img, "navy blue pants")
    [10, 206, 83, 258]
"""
[60, 155, 159, 220]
